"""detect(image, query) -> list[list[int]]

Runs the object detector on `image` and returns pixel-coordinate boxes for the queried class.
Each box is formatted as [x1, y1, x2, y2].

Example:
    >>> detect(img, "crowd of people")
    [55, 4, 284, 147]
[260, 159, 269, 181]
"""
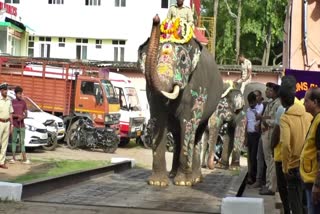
[0, 83, 29, 169]
[245, 76, 320, 214]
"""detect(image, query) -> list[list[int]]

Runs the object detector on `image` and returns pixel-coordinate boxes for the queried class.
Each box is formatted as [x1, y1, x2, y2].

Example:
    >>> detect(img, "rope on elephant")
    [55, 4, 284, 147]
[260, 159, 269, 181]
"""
[159, 18, 193, 44]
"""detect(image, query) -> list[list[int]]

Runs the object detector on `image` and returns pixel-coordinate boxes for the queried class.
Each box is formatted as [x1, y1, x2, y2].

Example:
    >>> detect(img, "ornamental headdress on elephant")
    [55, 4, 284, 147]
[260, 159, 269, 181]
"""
[138, 18, 202, 91]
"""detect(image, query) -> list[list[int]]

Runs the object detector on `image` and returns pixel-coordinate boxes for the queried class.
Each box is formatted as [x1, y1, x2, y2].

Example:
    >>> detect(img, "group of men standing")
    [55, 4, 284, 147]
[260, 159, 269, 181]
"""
[245, 76, 320, 214]
[0, 82, 29, 169]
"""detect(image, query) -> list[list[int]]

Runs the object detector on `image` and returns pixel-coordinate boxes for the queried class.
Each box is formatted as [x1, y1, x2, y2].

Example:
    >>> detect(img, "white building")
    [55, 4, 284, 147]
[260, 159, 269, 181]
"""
[1, 0, 193, 62]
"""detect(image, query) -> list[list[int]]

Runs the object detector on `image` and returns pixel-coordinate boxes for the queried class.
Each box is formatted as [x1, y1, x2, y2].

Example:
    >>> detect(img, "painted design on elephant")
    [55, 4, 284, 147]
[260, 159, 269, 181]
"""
[157, 44, 175, 86]
[172, 45, 194, 88]
[183, 87, 208, 167]
[233, 93, 245, 111]
[233, 111, 247, 152]
[216, 98, 233, 122]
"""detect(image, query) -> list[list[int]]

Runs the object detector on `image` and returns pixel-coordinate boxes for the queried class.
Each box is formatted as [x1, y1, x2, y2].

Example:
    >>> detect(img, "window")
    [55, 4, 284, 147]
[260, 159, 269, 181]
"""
[28, 36, 34, 57]
[81, 81, 95, 95]
[85, 0, 101, 6]
[76, 38, 88, 60]
[48, 0, 64, 4]
[115, 0, 126, 7]
[114, 87, 127, 109]
[39, 37, 51, 42]
[161, 0, 175, 8]
[96, 39, 102, 49]
[112, 40, 126, 62]
[5, 0, 20, 4]
[40, 44, 50, 58]
[38, 36, 51, 58]
[58, 37, 65, 47]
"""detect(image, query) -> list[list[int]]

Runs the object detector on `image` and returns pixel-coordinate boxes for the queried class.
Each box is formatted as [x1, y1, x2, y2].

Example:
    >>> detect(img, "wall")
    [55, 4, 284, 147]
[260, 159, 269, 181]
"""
[284, 0, 320, 71]
[11, 0, 192, 61]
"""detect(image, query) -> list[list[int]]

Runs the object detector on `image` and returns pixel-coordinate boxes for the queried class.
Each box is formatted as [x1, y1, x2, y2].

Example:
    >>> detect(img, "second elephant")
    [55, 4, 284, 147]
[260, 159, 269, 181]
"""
[201, 88, 246, 169]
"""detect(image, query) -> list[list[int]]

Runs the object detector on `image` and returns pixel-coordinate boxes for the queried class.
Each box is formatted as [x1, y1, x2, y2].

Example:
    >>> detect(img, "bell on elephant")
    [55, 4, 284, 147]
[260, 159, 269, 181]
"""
[137, 15, 223, 186]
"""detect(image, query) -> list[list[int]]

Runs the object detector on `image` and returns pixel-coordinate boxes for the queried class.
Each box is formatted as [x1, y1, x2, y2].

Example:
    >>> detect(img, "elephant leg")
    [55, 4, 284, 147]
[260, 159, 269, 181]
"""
[207, 124, 219, 169]
[217, 133, 231, 169]
[192, 122, 207, 184]
[169, 129, 181, 178]
[148, 117, 169, 187]
[174, 120, 198, 186]
[231, 114, 247, 169]
[201, 128, 209, 168]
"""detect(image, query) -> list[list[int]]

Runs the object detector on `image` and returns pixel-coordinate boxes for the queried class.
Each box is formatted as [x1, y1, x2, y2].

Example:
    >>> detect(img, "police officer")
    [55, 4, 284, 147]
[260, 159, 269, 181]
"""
[167, 0, 194, 28]
[0, 82, 13, 169]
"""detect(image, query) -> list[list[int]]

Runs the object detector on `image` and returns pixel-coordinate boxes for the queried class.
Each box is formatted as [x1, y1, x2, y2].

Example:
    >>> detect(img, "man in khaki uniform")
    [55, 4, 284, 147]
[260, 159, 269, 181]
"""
[235, 54, 252, 94]
[260, 82, 281, 195]
[167, 0, 194, 28]
[0, 83, 13, 169]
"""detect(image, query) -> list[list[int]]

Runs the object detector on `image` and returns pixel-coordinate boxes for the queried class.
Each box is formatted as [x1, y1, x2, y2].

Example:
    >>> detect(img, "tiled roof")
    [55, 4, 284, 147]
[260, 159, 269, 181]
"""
[218, 65, 283, 73]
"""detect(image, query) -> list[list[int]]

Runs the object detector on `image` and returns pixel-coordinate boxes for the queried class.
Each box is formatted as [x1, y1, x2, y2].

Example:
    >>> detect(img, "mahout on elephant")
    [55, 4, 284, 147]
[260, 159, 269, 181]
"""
[137, 15, 223, 186]
[201, 81, 267, 170]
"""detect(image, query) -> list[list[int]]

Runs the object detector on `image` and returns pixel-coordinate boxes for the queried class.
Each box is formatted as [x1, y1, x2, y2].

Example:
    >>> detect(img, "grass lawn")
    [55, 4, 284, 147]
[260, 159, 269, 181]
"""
[11, 159, 110, 183]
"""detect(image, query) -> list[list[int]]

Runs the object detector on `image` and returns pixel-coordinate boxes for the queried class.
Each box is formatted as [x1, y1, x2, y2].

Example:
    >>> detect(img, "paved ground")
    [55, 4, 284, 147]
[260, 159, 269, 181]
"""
[0, 166, 245, 214]
[0, 145, 281, 213]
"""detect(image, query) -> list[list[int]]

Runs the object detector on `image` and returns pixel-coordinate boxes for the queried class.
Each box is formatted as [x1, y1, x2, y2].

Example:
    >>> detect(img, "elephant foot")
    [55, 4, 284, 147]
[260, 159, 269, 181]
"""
[174, 172, 193, 186]
[148, 173, 169, 187]
[230, 161, 240, 171]
[215, 162, 229, 170]
[192, 175, 204, 184]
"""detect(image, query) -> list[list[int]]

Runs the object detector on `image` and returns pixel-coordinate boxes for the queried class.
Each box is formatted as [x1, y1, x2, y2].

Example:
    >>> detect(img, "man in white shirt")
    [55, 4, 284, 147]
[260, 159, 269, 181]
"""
[246, 92, 261, 184]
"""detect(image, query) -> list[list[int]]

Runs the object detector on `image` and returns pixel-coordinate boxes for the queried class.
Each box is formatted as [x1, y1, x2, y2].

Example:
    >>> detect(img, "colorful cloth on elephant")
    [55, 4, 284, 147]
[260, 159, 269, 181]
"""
[160, 18, 193, 44]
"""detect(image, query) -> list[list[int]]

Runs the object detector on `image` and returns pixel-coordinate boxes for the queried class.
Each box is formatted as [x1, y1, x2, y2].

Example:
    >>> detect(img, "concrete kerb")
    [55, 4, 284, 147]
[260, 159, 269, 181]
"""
[21, 160, 132, 200]
[225, 166, 248, 197]
[0, 182, 23, 202]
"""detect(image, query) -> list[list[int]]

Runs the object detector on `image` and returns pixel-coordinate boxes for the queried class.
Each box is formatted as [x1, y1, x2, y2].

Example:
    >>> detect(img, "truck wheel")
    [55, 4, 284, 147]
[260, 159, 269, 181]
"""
[119, 138, 130, 147]
[67, 120, 79, 149]
[42, 132, 58, 151]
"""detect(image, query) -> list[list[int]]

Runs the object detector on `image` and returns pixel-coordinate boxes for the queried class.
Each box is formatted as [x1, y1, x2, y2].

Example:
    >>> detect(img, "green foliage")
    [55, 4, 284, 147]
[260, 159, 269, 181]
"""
[201, 0, 287, 65]
[10, 159, 110, 183]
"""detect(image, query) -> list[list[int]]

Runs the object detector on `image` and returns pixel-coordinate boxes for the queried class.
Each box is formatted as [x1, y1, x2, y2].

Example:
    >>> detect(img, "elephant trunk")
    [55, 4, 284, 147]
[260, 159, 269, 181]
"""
[145, 15, 162, 93]
[145, 15, 180, 100]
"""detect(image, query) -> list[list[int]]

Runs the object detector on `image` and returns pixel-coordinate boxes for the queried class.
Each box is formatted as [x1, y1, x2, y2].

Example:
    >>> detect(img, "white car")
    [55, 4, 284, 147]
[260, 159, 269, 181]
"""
[23, 118, 48, 148]
[1, 92, 49, 149]
[7, 90, 66, 140]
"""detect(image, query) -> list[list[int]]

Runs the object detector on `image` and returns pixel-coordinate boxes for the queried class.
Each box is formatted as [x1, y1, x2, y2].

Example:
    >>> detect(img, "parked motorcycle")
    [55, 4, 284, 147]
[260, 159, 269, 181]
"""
[67, 118, 119, 153]
[42, 119, 58, 151]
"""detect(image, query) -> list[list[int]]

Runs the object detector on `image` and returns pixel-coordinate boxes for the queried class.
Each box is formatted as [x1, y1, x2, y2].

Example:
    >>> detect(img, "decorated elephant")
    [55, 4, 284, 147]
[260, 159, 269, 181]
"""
[201, 81, 267, 170]
[137, 16, 223, 186]
[201, 83, 246, 170]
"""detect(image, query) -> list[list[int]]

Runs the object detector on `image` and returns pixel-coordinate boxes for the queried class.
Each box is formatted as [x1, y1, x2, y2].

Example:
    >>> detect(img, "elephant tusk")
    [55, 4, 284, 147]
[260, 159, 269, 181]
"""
[161, 85, 180, 100]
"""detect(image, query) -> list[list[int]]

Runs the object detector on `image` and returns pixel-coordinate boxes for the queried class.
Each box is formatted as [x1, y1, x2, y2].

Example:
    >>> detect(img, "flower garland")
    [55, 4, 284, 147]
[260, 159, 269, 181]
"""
[160, 18, 193, 44]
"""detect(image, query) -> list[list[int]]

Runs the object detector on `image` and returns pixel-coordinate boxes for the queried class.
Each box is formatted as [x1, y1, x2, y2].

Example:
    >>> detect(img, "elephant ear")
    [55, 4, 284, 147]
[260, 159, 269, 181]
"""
[227, 89, 245, 112]
[189, 39, 203, 71]
[137, 38, 150, 74]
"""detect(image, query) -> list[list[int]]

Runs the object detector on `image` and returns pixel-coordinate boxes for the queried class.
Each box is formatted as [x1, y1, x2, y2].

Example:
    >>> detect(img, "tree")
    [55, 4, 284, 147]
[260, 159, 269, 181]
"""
[212, 0, 219, 59]
[201, 0, 287, 65]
